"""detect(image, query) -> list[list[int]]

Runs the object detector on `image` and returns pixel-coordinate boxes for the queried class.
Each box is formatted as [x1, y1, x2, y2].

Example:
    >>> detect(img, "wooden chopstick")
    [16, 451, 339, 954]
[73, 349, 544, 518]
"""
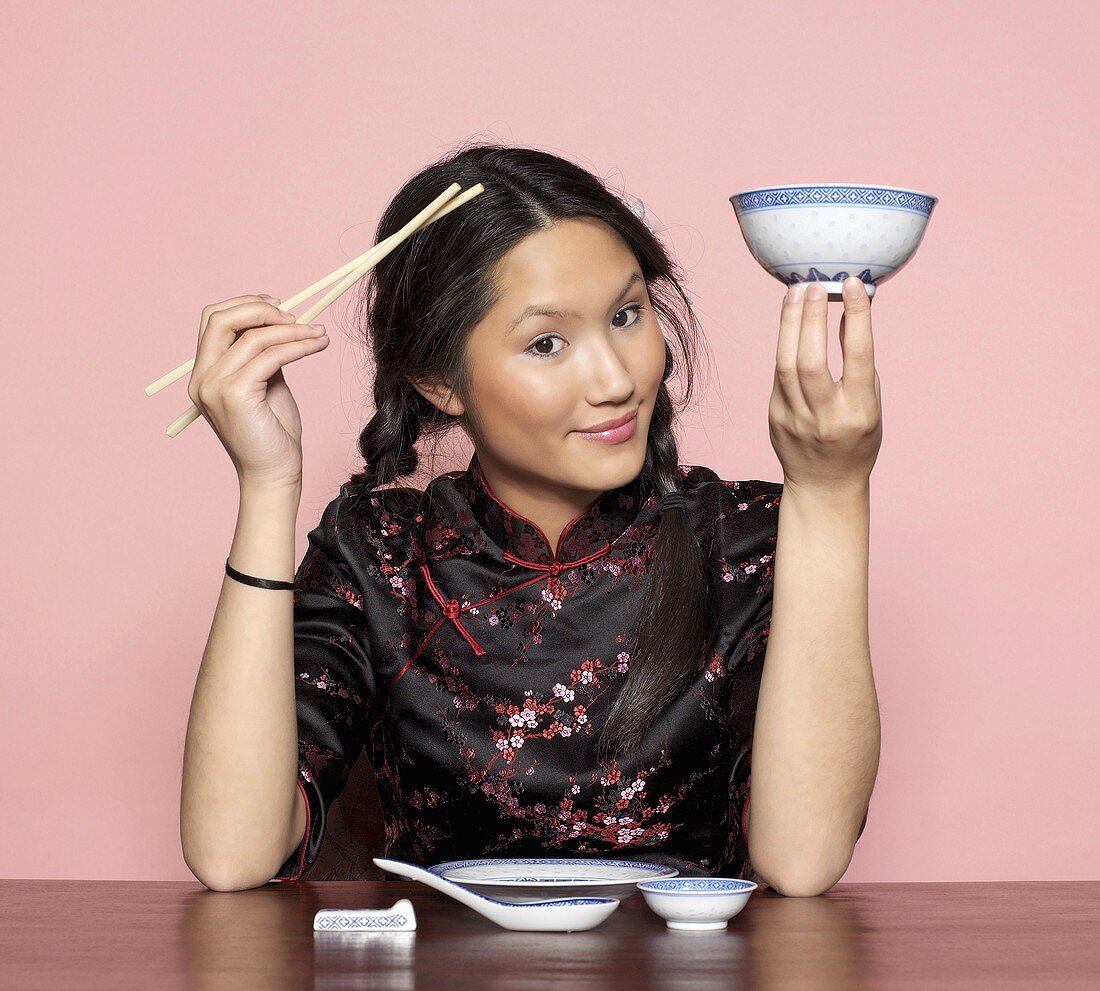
[147, 181, 482, 400]
[153, 181, 485, 437]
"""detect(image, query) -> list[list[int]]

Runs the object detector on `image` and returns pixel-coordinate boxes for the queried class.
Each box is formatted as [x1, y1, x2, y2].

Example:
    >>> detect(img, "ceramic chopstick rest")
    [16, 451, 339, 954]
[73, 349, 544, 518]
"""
[313, 898, 417, 932]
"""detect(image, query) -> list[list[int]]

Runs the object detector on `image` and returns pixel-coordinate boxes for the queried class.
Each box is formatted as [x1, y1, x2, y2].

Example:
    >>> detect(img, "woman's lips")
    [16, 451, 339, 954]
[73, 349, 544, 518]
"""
[574, 410, 638, 444]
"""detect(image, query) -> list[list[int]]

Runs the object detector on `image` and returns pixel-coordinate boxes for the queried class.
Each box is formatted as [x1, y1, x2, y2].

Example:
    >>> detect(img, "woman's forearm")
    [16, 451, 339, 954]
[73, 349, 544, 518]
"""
[180, 479, 306, 890]
[746, 479, 881, 896]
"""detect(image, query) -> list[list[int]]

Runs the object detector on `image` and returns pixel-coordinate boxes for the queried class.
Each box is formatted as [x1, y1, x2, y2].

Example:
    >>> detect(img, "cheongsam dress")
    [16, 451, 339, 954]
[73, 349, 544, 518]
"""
[270, 451, 865, 888]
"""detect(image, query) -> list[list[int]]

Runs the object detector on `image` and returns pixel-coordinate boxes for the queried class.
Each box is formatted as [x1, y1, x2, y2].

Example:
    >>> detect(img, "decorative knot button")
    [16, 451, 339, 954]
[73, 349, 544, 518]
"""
[443, 600, 461, 618]
[549, 562, 563, 575]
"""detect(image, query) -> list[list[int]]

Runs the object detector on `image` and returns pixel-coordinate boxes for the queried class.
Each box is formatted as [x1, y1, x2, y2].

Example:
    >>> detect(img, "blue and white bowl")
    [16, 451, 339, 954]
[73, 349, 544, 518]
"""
[730, 182, 939, 298]
[636, 877, 758, 930]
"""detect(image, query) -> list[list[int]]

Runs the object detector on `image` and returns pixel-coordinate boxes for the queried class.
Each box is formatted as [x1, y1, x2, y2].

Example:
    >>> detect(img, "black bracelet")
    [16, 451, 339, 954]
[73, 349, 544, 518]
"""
[225, 558, 295, 590]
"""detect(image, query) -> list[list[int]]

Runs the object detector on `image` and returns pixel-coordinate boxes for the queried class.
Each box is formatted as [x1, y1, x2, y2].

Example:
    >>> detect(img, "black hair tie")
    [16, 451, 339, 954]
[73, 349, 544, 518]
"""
[658, 490, 688, 515]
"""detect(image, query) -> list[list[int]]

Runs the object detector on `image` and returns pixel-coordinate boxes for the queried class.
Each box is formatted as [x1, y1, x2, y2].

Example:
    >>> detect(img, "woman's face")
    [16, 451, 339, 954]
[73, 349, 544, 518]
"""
[416, 216, 667, 538]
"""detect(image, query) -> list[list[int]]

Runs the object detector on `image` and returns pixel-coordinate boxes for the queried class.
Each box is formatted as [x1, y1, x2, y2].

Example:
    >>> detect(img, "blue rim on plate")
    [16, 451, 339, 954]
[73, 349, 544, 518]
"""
[430, 857, 680, 885]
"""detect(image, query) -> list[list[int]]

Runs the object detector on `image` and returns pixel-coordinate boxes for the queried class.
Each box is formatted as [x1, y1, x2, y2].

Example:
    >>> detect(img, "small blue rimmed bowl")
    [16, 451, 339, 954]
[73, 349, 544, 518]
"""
[730, 182, 940, 299]
[636, 877, 758, 930]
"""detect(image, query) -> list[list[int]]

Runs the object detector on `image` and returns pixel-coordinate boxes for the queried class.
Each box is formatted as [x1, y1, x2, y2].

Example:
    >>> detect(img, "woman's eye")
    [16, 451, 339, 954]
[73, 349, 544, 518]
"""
[526, 304, 645, 360]
[611, 304, 644, 330]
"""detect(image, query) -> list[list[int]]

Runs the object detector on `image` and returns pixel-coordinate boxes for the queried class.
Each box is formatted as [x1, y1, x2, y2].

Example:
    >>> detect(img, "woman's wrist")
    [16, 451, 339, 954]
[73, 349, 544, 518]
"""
[238, 472, 304, 501]
[231, 480, 303, 584]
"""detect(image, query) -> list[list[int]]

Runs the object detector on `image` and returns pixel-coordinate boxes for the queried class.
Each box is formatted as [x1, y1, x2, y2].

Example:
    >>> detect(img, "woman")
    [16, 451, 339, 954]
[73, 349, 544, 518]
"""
[180, 142, 880, 894]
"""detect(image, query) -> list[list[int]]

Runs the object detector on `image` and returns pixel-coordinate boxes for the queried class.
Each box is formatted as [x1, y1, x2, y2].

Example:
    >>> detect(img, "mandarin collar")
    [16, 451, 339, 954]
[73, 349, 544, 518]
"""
[449, 452, 652, 567]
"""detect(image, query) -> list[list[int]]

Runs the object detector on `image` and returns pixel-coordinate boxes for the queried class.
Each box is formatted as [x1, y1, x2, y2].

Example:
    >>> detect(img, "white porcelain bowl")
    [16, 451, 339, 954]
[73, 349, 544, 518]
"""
[636, 877, 757, 931]
[730, 182, 939, 298]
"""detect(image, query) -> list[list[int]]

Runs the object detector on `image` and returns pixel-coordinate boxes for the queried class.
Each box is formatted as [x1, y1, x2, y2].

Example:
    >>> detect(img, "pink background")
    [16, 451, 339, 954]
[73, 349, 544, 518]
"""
[2, 1, 1097, 883]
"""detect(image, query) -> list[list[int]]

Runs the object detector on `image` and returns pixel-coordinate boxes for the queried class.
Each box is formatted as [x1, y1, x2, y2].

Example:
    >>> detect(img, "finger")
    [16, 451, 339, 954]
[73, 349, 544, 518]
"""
[195, 301, 298, 377]
[216, 321, 326, 379]
[197, 294, 282, 349]
[795, 283, 835, 411]
[776, 283, 810, 416]
[839, 276, 875, 388]
[223, 334, 331, 392]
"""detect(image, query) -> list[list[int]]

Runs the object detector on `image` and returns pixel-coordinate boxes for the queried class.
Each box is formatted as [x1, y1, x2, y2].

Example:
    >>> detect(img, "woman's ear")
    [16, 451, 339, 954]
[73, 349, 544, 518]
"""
[409, 377, 465, 418]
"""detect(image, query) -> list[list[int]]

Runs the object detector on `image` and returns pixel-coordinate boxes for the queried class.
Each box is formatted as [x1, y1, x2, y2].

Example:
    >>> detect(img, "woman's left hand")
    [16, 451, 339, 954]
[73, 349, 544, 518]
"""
[768, 276, 883, 493]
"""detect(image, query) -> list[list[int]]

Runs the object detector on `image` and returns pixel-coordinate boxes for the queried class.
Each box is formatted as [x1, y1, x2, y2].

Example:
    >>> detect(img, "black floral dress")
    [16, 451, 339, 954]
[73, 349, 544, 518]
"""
[271, 453, 803, 889]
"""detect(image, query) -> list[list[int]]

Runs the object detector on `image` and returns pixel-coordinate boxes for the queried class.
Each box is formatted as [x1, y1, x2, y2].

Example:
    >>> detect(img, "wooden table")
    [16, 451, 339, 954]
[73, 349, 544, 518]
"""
[1, 880, 1097, 989]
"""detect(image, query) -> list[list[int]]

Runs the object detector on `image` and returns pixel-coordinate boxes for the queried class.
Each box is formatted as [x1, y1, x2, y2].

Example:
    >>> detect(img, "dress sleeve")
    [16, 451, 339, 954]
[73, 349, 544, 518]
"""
[268, 486, 376, 883]
[716, 479, 783, 891]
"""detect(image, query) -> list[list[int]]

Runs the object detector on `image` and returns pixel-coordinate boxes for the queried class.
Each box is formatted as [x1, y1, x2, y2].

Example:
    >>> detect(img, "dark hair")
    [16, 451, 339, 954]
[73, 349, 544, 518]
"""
[345, 140, 715, 765]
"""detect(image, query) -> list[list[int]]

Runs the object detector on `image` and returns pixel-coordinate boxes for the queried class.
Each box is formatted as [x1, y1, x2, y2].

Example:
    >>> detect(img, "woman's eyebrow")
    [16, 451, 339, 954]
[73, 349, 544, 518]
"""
[507, 271, 644, 336]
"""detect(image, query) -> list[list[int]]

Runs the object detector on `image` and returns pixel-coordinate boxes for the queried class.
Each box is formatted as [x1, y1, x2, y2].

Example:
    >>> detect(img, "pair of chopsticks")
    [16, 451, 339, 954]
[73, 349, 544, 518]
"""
[146, 181, 486, 437]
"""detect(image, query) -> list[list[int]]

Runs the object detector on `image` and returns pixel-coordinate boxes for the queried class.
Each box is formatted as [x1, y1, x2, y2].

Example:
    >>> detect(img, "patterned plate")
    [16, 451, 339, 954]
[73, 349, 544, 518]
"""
[428, 857, 679, 903]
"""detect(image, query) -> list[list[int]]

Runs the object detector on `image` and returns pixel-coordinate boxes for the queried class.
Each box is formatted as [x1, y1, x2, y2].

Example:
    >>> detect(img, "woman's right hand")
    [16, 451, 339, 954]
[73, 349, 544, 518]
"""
[187, 294, 330, 488]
